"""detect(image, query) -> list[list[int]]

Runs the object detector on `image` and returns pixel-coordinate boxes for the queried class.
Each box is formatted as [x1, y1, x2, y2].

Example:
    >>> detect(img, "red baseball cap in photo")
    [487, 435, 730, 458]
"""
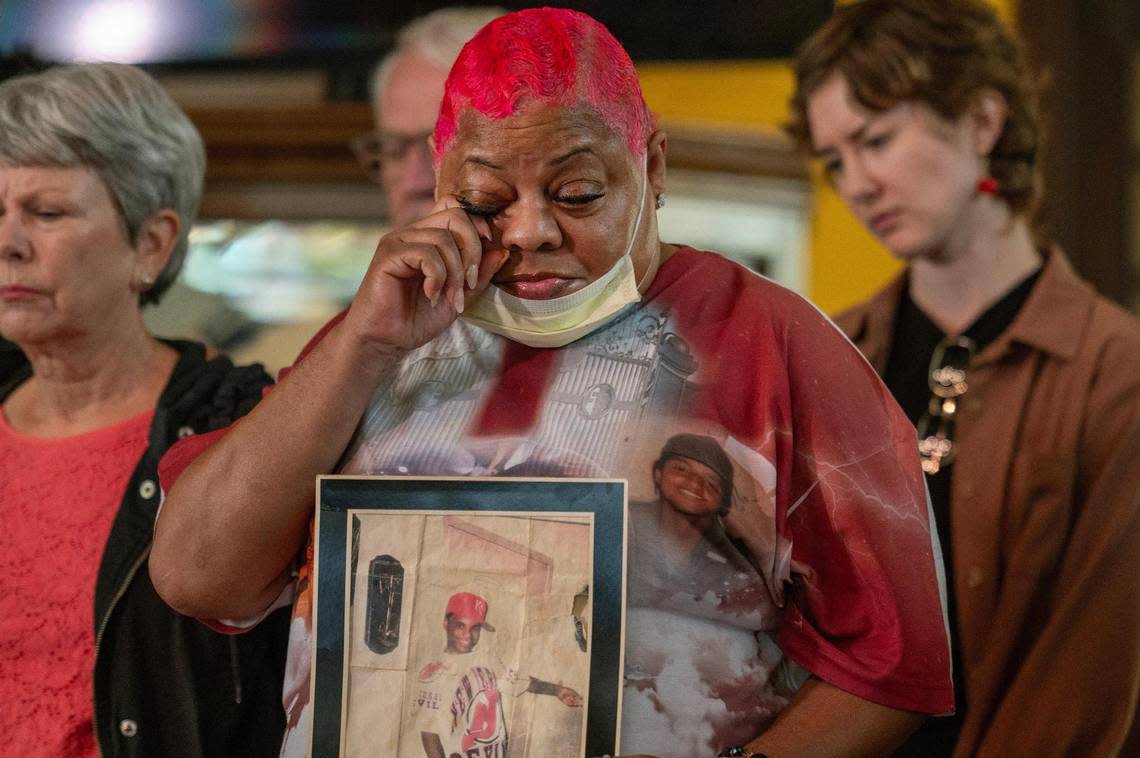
[446, 592, 496, 631]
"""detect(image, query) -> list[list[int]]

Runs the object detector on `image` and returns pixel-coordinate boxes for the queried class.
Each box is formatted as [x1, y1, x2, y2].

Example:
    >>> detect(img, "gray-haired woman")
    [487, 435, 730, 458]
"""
[0, 63, 289, 757]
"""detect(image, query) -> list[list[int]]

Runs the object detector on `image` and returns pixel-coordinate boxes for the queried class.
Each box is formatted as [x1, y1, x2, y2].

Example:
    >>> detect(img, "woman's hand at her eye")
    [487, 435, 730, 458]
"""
[341, 198, 508, 357]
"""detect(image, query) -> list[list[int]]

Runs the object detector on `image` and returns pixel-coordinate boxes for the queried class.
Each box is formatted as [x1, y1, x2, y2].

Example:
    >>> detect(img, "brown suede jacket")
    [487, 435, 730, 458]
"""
[835, 249, 1140, 757]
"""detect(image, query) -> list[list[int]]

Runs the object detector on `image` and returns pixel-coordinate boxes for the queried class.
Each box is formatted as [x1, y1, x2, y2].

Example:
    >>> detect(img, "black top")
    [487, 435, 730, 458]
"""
[886, 268, 1041, 757]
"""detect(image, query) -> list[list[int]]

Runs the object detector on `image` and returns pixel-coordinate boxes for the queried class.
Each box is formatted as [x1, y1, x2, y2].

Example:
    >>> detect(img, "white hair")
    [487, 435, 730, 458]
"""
[371, 6, 507, 106]
[0, 63, 205, 305]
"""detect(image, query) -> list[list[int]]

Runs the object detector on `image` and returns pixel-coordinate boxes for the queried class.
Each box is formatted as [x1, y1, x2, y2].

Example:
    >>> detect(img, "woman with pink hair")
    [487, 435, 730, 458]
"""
[153, 9, 953, 757]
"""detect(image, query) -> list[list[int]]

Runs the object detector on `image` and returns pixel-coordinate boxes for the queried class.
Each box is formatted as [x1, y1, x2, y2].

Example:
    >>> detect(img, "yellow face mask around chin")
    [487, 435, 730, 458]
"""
[459, 251, 642, 348]
[459, 157, 650, 349]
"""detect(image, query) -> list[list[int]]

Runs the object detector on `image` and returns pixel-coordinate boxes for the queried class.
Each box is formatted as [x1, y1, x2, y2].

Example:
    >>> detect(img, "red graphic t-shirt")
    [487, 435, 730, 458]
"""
[162, 248, 953, 758]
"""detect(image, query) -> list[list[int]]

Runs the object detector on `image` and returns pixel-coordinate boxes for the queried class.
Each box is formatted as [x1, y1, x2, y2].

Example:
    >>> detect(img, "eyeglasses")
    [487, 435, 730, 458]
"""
[349, 129, 434, 183]
[916, 335, 976, 475]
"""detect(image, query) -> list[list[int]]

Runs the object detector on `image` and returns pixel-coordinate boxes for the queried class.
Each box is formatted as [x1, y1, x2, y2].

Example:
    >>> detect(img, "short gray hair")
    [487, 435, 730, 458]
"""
[371, 7, 507, 107]
[0, 63, 205, 305]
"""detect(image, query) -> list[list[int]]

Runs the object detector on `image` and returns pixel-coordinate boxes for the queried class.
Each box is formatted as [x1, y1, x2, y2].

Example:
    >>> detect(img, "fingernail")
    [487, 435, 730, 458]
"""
[466, 265, 478, 289]
[453, 288, 465, 314]
[429, 290, 440, 307]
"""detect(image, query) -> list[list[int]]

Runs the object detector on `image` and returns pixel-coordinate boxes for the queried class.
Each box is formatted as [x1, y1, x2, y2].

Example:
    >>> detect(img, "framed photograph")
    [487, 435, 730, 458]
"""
[312, 476, 627, 758]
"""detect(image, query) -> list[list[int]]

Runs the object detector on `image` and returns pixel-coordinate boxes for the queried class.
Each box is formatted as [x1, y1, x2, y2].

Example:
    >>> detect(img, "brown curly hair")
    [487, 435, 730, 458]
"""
[786, 0, 1041, 216]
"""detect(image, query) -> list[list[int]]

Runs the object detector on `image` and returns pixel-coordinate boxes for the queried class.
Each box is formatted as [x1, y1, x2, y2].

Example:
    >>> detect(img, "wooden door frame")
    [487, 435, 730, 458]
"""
[1017, 0, 1139, 308]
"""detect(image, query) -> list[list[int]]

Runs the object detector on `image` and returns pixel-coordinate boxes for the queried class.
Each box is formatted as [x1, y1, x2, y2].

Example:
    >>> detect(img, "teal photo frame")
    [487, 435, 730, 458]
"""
[312, 476, 627, 758]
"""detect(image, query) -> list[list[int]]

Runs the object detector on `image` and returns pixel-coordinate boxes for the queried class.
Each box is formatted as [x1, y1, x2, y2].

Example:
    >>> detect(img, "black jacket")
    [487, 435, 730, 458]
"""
[1, 340, 290, 757]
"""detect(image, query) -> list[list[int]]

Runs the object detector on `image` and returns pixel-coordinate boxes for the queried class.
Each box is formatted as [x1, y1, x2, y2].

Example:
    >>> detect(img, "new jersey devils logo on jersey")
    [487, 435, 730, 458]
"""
[455, 666, 508, 755]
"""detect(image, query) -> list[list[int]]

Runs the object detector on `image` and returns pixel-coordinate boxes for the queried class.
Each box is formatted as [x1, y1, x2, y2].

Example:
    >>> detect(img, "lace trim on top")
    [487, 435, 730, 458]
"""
[0, 406, 152, 756]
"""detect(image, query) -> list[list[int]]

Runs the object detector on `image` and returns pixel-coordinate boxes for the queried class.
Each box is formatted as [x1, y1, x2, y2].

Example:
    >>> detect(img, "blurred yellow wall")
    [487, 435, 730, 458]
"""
[637, 0, 1016, 315]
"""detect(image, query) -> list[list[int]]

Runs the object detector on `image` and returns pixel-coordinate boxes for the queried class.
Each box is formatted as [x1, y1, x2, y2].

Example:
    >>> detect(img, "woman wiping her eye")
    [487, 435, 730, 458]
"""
[153, 9, 954, 757]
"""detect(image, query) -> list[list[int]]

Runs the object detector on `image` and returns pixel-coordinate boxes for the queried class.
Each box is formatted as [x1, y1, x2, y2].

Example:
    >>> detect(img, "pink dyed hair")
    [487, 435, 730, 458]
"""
[433, 7, 652, 161]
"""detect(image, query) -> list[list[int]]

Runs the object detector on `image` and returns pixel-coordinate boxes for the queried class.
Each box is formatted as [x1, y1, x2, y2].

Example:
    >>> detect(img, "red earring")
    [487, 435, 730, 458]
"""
[977, 176, 1000, 195]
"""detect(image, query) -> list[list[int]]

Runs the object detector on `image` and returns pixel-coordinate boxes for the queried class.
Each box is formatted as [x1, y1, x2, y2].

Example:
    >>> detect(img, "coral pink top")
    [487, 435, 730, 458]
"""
[0, 406, 152, 758]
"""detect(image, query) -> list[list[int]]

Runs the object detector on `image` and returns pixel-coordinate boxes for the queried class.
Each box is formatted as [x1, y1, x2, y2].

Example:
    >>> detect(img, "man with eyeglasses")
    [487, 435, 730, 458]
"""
[355, 7, 506, 228]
